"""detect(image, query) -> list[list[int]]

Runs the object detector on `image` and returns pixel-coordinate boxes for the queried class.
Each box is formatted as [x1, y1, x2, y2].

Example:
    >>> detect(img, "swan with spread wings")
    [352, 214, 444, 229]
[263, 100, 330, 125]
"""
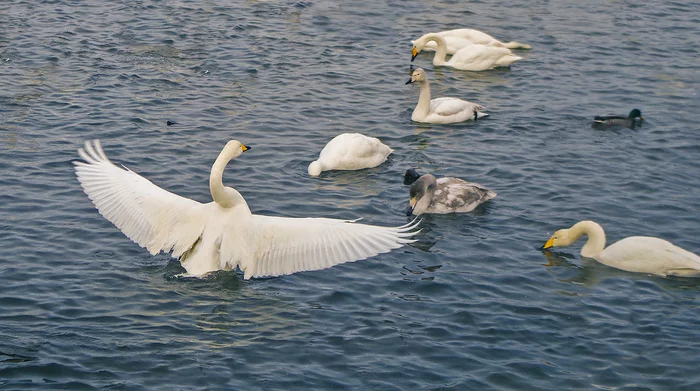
[74, 140, 419, 279]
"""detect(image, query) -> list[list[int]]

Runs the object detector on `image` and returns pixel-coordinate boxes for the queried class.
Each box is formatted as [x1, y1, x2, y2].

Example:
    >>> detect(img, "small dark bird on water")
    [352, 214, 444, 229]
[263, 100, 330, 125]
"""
[593, 109, 644, 129]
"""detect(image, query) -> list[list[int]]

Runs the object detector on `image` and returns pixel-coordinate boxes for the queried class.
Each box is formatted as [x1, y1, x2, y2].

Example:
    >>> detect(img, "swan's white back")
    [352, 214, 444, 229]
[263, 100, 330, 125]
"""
[413, 29, 531, 53]
[75, 140, 418, 279]
[598, 236, 700, 276]
[417, 36, 475, 55]
[422, 97, 487, 124]
[308, 133, 392, 176]
[444, 45, 522, 71]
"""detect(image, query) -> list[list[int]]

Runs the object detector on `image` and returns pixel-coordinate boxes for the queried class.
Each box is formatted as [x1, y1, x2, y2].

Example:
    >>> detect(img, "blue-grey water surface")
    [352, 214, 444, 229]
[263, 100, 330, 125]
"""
[1, 0, 700, 389]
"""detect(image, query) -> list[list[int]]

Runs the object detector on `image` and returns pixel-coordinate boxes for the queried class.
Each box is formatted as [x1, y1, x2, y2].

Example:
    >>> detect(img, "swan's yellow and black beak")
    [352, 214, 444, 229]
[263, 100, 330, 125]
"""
[542, 236, 555, 249]
[405, 197, 417, 216]
[241, 144, 251, 152]
[406, 65, 415, 84]
[411, 47, 418, 62]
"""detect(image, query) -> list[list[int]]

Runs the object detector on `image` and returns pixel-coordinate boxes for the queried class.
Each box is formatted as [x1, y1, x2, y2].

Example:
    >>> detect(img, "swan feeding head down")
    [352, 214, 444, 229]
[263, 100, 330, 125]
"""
[410, 29, 532, 55]
[411, 33, 523, 71]
[543, 220, 700, 277]
[307, 133, 393, 177]
[74, 140, 419, 279]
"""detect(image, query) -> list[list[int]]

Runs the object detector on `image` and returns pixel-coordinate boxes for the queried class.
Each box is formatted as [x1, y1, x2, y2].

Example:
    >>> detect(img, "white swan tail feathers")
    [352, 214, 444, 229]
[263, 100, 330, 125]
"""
[237, 217, 421, 280]
[308, 161, 323, 177]
[472, 103, 489, 120]
[504, 41, 531, 50]
[74, 140, 207, 258]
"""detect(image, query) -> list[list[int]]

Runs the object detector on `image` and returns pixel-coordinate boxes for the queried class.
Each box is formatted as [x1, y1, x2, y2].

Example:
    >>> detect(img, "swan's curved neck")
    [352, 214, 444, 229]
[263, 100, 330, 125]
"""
[570, 221, 606, 258]
[210, 150, 244, 208]
[415, 179, 436, 215]
[413, 78, 432, 121]
[424, 34, 448, 65]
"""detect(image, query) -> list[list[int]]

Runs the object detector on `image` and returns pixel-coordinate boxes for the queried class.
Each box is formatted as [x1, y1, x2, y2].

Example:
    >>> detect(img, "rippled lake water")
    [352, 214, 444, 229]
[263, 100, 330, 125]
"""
[1, 0, 699, 389]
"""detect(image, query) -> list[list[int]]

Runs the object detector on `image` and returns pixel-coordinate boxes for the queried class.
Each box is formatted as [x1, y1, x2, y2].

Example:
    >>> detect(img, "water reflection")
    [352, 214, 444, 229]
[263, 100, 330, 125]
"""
[162, 266, 313, 349]
[591, 120, 644, 131]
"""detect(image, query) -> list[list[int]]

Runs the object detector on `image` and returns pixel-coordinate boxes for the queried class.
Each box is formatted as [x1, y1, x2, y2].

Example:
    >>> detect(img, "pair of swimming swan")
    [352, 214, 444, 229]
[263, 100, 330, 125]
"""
[411, 31, 525, 71]
[411, 29, 532, 55]
[406, 67, 487, 124]
[75, 140, 418, 279]
[543, 221, 700, 277]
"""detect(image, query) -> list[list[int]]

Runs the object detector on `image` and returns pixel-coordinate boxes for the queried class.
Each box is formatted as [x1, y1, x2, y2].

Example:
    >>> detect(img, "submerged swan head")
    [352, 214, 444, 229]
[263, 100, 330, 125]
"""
[308, 160, 323, 177]
[405, 67, 427, 85]
[406, 174, 437, 216]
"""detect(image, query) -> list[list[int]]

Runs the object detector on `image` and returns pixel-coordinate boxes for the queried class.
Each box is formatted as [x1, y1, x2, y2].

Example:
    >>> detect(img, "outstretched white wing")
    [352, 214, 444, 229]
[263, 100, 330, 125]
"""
[73, 140, 208, 258]
[236, 215, 420, 279]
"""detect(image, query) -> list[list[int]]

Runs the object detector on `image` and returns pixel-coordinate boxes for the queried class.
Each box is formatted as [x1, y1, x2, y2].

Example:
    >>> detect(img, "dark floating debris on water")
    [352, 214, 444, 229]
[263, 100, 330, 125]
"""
[166, 120, 177, 126]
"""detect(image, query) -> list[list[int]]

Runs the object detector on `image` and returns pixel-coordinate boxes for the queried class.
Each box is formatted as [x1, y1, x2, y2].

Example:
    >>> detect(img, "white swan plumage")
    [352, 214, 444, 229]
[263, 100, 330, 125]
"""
[308, 133, 393, 177]
[74, 140, 419, 279]
[406, 67, 488, 124]
[412, 28, 531, 55]
[411, 34, 522, 71]
[543, 220, 700, 277]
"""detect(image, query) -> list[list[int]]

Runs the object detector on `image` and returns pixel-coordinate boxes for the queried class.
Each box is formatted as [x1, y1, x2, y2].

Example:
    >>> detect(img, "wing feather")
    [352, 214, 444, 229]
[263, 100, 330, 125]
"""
[73, 140, 208, 258]
[238, 216, 420, 279]
[431, 97, 484, 117]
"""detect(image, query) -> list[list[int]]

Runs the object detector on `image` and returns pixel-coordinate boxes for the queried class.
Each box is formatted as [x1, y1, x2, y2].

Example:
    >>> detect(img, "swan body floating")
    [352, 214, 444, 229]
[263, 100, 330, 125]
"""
[406, 67, 488, 124]
[308, 133, 393, 177]
[411, 34, 522, 71]
[543, 220, 700, 277]
[74, 140, 419, 279]
[593, 109, 644, 129]
[412, 29, 531, 54]
[403, 169, 496, 216]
